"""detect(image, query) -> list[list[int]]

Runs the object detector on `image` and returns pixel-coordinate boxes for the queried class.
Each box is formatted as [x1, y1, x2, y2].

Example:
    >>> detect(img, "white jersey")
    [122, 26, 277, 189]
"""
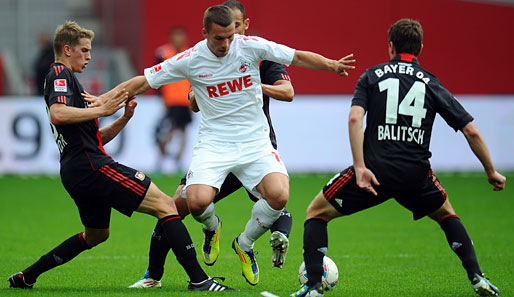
[144, 34, 295, 143]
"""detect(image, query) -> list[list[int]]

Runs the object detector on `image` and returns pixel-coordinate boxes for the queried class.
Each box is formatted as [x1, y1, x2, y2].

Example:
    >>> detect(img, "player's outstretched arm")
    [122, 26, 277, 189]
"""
[261, 80, 294, 102]
[100, 76, 151, 102]
[49, 89, 128, 125]
[291, 51, 355, 76]
[349, 105, 380, 195]
[461, 122, 506, 191]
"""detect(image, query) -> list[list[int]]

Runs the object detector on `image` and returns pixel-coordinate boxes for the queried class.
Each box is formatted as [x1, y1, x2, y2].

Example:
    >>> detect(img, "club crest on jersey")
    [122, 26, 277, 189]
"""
[135, 171, 146, 181]
[54, 79, 67, 92]
[238, 61, 250, 73]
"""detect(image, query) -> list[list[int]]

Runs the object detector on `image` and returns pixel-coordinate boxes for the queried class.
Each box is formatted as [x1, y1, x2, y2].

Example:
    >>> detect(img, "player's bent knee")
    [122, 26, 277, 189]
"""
[187, 200, 208, 216]
[84, 229, 110, 247]
[306, 192, 339, 222]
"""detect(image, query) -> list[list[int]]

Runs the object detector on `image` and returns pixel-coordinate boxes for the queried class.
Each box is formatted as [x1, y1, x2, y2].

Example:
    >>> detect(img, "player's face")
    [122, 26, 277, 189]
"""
[231, 8, 250, 35]
[203, 22, 235, 57]
[70, 38, 91, 73]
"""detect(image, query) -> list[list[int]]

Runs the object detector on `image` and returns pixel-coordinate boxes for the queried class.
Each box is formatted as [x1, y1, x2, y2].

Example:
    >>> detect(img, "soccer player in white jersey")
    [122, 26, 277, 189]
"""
[103, 5, 355, 285]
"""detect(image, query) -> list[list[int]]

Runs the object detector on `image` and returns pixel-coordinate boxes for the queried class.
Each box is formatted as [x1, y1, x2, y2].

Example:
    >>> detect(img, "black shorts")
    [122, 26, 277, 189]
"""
[66, 162, 151, 229]
[179, 172, 257, 203]
[323, 166, 447, 220]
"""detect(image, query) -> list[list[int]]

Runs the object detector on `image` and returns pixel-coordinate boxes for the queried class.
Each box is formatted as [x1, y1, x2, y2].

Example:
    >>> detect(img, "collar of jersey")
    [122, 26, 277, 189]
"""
[203, 40, 231, 62]
[392, 54, 419, 64]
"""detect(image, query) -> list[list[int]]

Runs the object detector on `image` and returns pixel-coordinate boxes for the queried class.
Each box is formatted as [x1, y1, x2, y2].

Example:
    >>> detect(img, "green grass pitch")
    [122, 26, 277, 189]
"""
[1, 172, 513, 297]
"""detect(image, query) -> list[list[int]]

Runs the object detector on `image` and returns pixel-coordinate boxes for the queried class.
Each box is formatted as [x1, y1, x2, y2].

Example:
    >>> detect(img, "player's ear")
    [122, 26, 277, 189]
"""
[244, 18, 250, 32]
[388, 41, 396, 58]
[63, 44, 72, 57]
[202, 27, 208, 38]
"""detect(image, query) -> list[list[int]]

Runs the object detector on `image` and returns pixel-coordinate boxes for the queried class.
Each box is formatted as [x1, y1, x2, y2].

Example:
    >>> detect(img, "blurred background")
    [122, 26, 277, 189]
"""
[1, 0, 513, 174]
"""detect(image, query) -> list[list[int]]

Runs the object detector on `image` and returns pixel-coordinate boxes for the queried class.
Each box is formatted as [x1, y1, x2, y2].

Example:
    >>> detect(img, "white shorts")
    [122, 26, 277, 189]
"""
[184, 137, 288, 199]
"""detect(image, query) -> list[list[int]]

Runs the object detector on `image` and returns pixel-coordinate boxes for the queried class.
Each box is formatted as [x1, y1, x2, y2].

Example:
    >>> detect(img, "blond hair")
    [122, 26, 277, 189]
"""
[54, 21, 94, 58]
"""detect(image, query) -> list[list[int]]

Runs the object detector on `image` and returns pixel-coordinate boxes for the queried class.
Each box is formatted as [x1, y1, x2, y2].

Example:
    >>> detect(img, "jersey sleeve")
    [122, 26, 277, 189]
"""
[144, 49, 190, 89]
[45, 67, 73, 107]
[351, 71, 369, 110]
[433, 83, 474, 131]
[242, 35, 295, 66]
[259, 61, 291, 85]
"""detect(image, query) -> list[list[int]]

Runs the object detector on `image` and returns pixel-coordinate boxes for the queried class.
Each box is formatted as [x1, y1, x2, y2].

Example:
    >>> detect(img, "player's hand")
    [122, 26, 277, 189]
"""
[82, 90, 101, 107]
[122, 96, 138, 120]
[334, 54, 356, 76]
[487, 170, 506, 191]
[355, 166, 380, 196]
[188, 88, 200, 112]
[100, 89, 129, 117]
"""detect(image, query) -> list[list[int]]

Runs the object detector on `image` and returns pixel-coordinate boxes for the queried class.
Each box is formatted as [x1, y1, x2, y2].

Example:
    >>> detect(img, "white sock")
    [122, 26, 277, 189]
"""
[192, 202, 218, 231]
[238, 199, 282, 251]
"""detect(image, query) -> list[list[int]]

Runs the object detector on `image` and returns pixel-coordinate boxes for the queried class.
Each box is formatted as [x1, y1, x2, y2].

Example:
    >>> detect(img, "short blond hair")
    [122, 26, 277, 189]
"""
[54, 21, 94, 58]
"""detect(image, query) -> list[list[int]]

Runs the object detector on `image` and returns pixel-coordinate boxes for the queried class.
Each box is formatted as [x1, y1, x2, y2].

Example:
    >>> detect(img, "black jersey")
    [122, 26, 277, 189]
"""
[352, 54, 473, 187]
[44, 63, 113, 188]
[260, 60, 291, 149]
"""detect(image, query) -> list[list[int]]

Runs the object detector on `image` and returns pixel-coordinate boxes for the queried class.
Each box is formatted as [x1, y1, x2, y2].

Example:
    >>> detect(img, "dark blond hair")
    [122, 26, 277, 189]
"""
[54, 21, 94, 58]
[388, 19, 423, 56]
[203, 5, 235, 32]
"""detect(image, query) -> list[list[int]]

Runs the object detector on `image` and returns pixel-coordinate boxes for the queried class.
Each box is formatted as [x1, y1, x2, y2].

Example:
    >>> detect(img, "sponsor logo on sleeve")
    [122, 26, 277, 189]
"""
[149, 64, 162, 74]
[54, 79, 67, 92]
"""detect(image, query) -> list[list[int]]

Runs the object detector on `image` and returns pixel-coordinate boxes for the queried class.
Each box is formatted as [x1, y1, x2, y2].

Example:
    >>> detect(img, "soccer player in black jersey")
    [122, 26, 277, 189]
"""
[128, 0, 295, 288]
[289, 19, 506, 297]
[8, 21, 235, 292]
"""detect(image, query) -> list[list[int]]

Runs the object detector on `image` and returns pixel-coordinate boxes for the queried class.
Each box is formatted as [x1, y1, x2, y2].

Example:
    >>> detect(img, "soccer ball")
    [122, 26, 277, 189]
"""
[298, 256, 338, 290]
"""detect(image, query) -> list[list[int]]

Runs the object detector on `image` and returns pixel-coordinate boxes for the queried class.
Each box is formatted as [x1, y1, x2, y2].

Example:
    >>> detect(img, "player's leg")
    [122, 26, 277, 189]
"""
[231, 143, 289, 285]
[9, 177, 111, 289]
[236, 172, 288, 285]
[186, 184, 220, 265]
[184, 143, 232, 267]
[129, 181, 193, 289]
[136, 182, 207, 282]
[238, 172, 289, 251]
[136, 182, 236, 291]
[290, 167, 383, 297]
[429, 199, 499, 296]
[401, 171, 499, 296]
[141, 189, 188, 284]
[269, 207, 293, 268]
[8, 230, 95, 289]
[244, 175, 293, 268]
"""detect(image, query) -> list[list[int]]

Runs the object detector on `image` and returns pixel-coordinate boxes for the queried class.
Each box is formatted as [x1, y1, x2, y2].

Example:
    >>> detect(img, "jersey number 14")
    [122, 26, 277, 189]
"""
[379, 78, 427, 128]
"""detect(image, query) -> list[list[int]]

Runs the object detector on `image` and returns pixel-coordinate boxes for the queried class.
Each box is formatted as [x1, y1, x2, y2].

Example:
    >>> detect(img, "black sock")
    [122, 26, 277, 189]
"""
[22, 232, 90, 283]
[440, 216, 482, 280]
[303, 218, 327, 286]
[147, 222, 171, 280]
[270, 208, 293, 237]
[159, 215, 207, 283]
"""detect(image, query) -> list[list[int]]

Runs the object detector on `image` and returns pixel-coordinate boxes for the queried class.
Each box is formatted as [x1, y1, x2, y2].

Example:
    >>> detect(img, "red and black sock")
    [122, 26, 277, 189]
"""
[303, 218, 328, 287]
[147, 222, 171, 280]
[159, 215, 207, 283]
[440, 216, 482, 280]
[270, 208, 293, 237]
[22, 232, 90, 283]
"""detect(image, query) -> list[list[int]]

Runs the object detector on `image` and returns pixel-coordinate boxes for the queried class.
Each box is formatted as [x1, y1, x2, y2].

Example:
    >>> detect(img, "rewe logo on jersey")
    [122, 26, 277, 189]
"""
[206, 75, 253, 98]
